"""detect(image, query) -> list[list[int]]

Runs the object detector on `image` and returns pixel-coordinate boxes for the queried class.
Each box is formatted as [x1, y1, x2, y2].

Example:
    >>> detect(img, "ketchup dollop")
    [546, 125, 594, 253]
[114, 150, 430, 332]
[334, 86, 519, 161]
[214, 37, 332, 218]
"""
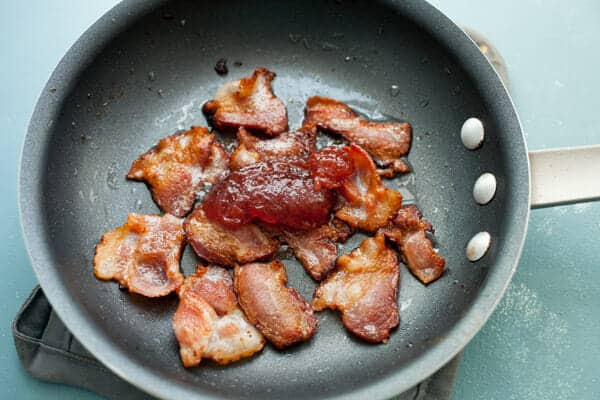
[204, 158, 335, 230]
[308, 146, 355, 190]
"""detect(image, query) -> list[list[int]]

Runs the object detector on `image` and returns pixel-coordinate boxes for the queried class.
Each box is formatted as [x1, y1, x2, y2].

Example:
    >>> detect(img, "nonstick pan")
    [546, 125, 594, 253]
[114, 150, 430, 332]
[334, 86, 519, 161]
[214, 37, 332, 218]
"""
[18, 0, 600, 399]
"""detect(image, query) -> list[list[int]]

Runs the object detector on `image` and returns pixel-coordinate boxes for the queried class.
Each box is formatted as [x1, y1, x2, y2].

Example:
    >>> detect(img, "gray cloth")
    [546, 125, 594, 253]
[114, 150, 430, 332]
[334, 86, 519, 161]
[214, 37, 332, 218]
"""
[13, 286, 460, 400]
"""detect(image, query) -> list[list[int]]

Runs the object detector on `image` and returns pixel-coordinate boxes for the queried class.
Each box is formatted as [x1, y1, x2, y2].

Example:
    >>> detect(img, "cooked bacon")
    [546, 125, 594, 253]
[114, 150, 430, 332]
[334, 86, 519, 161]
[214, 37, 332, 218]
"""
[234, 261, 317, 349]
[379, 205, 445, 284]
[330, 217, 354, 243]
[184, 205, 279, 266]
[376, 159, 411, 178]
[93, 213, 185, 297]
[312, 234, 399, 343]
[203, 68, 288, 135]
[335, 144, 402, 232]
[230, 127, 316, 170]
[127, 126, 229, 218]
[182, 265, 238, 315]
[278, 219, 353, 281]
[199, 141, 229, 184]
[303, 96, 412, 176]
[173, 265, 265, 367]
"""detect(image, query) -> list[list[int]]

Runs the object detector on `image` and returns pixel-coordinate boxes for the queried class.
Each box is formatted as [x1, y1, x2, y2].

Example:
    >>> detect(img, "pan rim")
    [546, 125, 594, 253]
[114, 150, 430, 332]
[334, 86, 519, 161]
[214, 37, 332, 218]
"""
[18, 0, 531, 399]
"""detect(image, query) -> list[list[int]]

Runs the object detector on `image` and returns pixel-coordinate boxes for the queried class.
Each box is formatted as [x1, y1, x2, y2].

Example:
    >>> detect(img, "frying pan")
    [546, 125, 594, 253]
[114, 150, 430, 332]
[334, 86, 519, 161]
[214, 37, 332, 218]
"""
[18, 0, 600, 399]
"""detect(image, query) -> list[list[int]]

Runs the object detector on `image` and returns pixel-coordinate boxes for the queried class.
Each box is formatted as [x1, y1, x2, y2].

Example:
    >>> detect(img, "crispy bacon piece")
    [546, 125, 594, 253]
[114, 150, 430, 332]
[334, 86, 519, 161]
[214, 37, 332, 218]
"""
[234, 261, 317, 349]
[203, 68, 288, 135]
[330, 217, 354, 243]
[379, 205, 445, 284]
[303, 96, 412, 176]
[201, 143, 229, 184]
[230, 127, 316, 170]
[335, 144, 402, 232]
[127, 126, 229, 218]
[312, 234, 399, 343]
[183, 265, 238, 315]
[184, 205, 279, 266]
[93, 213, 185, 297]
[278, 219, 353, 281]
[173, 265, 265, 367]
[376, 159, 411, 178]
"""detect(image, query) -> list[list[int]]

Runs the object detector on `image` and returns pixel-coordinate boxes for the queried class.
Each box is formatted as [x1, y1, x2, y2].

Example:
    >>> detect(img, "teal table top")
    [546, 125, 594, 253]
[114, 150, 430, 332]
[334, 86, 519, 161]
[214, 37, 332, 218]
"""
[1, 1, 599, 399]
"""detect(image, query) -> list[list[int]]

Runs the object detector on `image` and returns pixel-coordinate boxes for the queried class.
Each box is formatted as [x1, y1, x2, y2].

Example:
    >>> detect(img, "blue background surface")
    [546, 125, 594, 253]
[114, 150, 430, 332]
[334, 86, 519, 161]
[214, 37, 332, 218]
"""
[1, 1, 598, 399]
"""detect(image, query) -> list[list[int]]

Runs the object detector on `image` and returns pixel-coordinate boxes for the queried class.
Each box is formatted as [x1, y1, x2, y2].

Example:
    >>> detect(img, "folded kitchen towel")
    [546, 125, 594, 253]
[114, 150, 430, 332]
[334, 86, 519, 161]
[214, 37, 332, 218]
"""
[13, 286, 461, 400]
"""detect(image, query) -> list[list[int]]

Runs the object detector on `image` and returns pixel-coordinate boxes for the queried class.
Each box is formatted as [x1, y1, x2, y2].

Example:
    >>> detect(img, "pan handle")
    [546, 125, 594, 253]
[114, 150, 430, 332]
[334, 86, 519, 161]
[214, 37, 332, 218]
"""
[529, 144, 600, 208]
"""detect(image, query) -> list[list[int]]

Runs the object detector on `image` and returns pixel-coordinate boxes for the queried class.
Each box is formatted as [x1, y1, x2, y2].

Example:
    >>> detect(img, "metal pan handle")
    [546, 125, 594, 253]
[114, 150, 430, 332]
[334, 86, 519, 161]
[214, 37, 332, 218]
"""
[529, 144, 600, 208]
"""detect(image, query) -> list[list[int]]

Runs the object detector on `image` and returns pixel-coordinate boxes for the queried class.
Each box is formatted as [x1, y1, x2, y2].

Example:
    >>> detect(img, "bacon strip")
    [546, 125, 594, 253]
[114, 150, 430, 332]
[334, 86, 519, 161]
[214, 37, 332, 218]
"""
[173, 265, 265, 367]
[335, 144, 402, 232]
[93, 213, 185, 297]
[234, 261, 317, 349]
[278, 219, 353, 281]
[127, 126, 229, 217]
[312, 234, 399, 343]
[230, 127, 316, 170]
[184, 205, 279, 266]
[203, 68, 288, 136]
[379, 205, 445, 284]
[303, 96, 412, 176]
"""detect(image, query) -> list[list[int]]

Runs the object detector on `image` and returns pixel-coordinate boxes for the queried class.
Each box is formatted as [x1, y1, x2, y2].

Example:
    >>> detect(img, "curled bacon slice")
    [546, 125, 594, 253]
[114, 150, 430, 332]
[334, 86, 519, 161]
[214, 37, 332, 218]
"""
[184, 205, 279, 266]
[335, 144, 402, 232]
[173, 265, 265, 367]
[379, 205, 445, 284]
[312, 234, 399, 343]
[127, 126, 229, 217]
[234, 261, 317, 349]
[278, 219, 353, 281]
[303, 96, 412, 176]
[203, 68, 288, 136]
[230, 127, 316, 170]
[93, 213, 184, 297]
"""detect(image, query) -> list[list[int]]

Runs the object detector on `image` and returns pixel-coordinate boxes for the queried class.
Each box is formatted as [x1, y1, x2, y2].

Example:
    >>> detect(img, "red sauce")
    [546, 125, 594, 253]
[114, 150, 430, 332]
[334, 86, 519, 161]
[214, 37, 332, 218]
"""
[204, 158, 334, 230]
[308, 146, 355, 190]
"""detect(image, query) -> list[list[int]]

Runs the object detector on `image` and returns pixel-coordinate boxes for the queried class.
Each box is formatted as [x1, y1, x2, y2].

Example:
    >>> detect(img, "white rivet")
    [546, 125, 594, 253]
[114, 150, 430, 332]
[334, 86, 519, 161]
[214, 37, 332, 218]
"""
[473, 173, 497, 205]
[461, 117, 484, 150]
[466, 231, 491, 262]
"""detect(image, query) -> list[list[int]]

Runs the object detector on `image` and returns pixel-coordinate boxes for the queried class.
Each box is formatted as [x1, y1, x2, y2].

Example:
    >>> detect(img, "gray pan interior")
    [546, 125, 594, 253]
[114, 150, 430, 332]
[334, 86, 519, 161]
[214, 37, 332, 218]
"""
[19, 0, 530, 399]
